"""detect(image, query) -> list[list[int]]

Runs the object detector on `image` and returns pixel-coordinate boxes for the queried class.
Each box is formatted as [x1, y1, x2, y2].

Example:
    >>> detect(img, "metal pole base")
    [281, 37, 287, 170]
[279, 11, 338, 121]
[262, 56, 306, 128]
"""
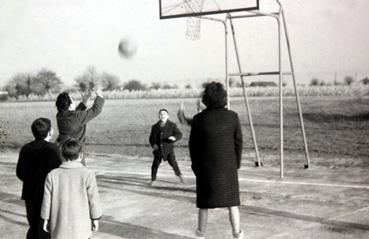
[255, 161, 264, 167]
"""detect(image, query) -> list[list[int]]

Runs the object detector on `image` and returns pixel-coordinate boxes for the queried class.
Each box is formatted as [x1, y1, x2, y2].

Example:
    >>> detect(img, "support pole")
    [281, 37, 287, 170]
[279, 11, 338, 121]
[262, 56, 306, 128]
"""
[228, 15, 262, 167]
[277, 12, 284, 178]
[224, 20, 229, 109]
[280, 9, 311, 169]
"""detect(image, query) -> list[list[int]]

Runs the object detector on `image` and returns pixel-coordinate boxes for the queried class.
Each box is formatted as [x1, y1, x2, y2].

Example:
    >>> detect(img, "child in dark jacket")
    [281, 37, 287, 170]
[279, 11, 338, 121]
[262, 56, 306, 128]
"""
[55, 89, 104, 165]
[149, 108, 185, 186]
[16, 118, 62, 239]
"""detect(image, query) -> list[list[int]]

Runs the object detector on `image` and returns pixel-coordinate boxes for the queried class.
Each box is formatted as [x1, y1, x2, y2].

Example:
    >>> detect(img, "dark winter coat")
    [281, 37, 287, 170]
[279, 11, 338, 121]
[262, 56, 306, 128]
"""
[189, 107, 243, 208]
[56, 96, 104, 144]
[149, 120, 182, 160]
[16, 140, 62, 202]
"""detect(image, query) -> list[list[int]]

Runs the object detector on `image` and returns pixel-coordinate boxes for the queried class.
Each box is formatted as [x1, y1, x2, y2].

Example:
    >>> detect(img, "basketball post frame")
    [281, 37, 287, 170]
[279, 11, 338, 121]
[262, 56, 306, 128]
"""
[159, 0, 311, 178]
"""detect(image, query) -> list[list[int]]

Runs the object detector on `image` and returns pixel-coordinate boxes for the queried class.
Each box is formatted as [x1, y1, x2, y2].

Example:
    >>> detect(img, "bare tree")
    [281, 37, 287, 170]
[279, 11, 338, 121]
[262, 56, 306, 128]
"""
[32, 69, 63, 97]
[101, 72, 121, 91]
[75, 66, 100, 92]
[5, 73, 34, 99]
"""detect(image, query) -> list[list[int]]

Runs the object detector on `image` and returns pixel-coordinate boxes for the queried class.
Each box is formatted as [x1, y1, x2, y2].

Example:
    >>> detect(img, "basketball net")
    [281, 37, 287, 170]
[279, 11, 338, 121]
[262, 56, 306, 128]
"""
[184, 0, 205, 40]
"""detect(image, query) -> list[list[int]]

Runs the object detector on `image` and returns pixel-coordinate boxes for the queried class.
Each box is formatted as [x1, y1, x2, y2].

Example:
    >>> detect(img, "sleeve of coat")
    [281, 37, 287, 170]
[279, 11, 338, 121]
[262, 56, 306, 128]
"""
[75, 102, 87, 111]
[16, 147, 25, 181]
[75, 96, 104, 125]
[172, 123, 182, 141]
[149, 125, 155, 147]
[87, 171, 102, 220]
[41, 173, 52, 220]
[189, 117, 200, 176]
[234, 114, 243, 169]
[46, 147, 62, 172]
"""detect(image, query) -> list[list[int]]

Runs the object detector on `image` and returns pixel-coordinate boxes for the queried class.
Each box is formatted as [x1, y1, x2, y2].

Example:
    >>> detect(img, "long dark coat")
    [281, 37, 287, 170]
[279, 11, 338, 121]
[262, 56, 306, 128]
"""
[149, 120, 182, 160]
[189, 107, 243, 208]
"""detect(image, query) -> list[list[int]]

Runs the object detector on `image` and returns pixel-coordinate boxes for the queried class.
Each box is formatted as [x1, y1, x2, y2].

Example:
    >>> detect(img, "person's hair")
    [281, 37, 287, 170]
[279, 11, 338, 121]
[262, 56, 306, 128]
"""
[56, 92, 72, 113]
[31, 118, 51, 140]
[201, 81, 227, 109]
[62, 139, 82, 161]
[158, 108, 168, 114]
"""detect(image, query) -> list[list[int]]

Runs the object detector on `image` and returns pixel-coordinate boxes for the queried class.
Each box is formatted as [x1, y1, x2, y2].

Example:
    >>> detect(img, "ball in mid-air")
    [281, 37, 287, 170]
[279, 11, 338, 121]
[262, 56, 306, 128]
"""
[118, 37, 137, 59]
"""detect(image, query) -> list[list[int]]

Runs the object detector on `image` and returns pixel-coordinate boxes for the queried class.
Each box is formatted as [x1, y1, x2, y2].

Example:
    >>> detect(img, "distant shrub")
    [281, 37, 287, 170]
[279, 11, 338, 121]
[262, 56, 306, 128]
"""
[249, 81, 277, 87]
[344, 76, 354, 86]
[123, 79, 147, 91]
[310, 78, 320, 86]
[0, 91, 8, 102]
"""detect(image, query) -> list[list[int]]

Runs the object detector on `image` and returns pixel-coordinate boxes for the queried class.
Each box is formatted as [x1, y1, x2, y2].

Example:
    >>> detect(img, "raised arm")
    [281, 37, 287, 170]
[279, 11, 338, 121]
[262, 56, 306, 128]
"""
[76, 89, 104, 125]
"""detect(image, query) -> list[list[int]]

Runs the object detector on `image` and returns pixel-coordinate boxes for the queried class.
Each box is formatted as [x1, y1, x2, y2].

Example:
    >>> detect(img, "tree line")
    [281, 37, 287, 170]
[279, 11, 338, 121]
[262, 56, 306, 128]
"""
[2, 66, 182, 99]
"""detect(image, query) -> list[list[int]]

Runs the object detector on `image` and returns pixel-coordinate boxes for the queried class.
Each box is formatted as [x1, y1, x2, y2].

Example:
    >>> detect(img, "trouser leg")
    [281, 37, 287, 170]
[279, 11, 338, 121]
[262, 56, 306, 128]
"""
[25, 201, 51, 239]
[25, 201, 37, 239]
[167, 152, 182, 176]
[151, 152, 162, 181]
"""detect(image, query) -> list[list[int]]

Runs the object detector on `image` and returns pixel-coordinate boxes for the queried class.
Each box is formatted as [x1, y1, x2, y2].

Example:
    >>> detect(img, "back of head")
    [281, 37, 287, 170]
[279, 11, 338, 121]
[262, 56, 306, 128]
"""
[62, 139, 82, 161]
[56, 92, 72, 113]
[31, 118, 51, 140]
[201, 81, 227, 109]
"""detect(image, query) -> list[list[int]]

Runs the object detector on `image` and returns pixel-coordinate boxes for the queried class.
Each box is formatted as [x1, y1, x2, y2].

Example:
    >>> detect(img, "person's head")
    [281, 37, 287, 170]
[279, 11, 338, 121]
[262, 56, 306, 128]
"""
[62, 139, 82, 161]
[31, 118, 53, 140]
[158, 108, 169, 122]
[201, 81, 227, 109]
[56, 92, 76, 113]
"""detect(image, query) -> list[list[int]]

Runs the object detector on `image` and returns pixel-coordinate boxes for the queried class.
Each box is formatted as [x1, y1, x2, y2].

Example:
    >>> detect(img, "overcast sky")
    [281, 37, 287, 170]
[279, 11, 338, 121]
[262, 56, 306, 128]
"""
[0, 0, 369, 87]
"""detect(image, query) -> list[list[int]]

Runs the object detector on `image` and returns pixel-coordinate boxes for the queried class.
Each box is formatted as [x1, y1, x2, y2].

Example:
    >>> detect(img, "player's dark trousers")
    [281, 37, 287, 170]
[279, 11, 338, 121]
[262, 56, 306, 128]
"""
[25, 201, 51, 239]
[151, 151, 182, 181]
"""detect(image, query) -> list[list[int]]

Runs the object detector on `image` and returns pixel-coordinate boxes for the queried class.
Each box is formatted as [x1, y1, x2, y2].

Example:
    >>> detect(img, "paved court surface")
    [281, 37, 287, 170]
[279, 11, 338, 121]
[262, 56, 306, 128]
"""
[1, 151, 369, 238]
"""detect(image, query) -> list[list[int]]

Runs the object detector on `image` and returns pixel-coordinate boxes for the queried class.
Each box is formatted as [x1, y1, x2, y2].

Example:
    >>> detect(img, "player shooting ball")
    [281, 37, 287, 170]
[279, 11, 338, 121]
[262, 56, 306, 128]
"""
[55, 87, 104, 166]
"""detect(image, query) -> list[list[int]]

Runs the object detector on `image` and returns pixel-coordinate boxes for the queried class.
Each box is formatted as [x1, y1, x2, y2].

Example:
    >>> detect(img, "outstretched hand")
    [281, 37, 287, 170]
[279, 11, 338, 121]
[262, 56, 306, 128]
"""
[92, 220, 99, 232]
[81, 90, 92, 105]
[43, 220, 49, 232]
[94, 88, 103, 98]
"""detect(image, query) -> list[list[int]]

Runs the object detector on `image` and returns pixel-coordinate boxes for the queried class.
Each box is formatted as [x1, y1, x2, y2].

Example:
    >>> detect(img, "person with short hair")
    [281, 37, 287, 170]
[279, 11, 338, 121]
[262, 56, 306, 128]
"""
[149, 108, 185, 186]
[41, 139, 102, 239]
[55, 89, 104, 165]
[189, 82, 244, 239]
[16, 118, 62, 239]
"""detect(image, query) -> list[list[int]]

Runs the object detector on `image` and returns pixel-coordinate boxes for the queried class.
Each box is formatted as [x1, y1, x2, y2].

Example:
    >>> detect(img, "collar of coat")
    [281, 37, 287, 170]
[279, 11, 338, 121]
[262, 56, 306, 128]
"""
[156, 120, 170, 127]
[60, 161, 84, 169]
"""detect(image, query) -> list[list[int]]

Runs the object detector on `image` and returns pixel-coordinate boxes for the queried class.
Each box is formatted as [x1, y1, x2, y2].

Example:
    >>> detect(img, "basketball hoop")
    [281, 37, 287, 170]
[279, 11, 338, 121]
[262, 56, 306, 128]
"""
[184, 0, 205, 40]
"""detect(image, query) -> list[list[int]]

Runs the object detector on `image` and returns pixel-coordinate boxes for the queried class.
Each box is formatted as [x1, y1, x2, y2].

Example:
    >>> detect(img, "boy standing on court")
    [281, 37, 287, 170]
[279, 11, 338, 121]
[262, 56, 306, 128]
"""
[16, 118, 62, 239]
[149, 108, 185, 186]
[41, 139, 102, 239]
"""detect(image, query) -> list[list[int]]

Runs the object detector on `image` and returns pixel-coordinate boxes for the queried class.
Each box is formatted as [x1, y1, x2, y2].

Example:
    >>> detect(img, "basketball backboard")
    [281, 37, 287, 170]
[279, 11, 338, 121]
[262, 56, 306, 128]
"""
[159, 0, 259, 19]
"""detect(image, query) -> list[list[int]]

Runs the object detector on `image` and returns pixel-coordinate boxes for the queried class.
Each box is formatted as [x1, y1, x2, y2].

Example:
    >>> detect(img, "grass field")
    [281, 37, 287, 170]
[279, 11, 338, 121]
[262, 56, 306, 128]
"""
[1, 96, 369, 166]
[1, 97, 369, 238]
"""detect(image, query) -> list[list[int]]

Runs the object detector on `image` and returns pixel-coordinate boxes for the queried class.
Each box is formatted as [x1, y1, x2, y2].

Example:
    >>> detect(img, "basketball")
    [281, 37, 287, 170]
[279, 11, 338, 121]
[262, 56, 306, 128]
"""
[118, 37, 137, 59]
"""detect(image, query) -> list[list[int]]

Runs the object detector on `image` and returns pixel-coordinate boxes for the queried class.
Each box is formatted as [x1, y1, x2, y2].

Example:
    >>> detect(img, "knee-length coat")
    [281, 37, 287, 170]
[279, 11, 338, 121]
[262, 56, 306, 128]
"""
[189, 107, 243, 208]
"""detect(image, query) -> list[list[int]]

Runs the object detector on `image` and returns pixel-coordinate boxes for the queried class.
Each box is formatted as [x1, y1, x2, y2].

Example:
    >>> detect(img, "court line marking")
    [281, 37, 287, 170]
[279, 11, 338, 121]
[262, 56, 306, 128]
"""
[94, 169, 369, 190]
[238, 178, 369, 190]
[264, 206, 369, 239]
